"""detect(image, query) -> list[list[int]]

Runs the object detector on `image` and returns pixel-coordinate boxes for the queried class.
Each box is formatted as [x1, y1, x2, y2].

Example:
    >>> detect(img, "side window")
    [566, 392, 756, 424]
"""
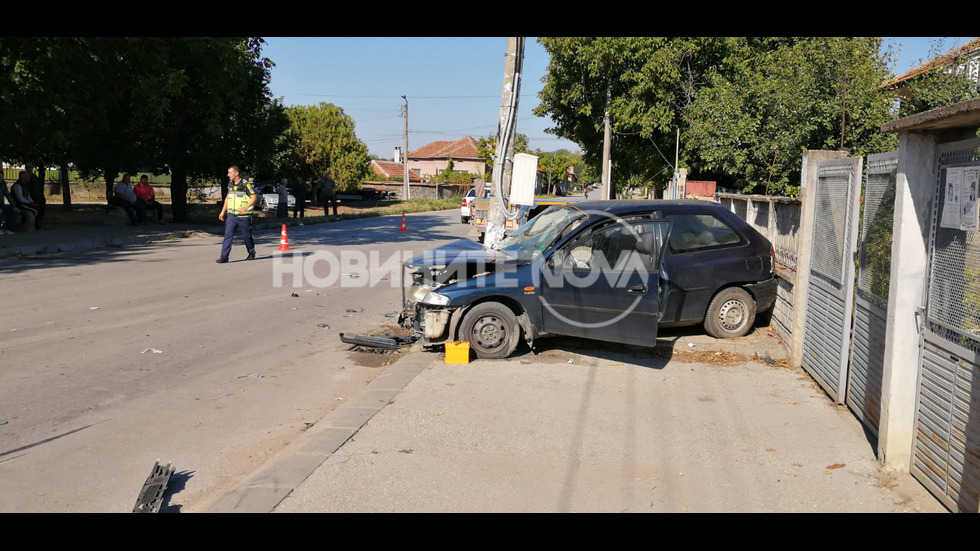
[559, 220, 668, 272]
[664, 213, 743, 254]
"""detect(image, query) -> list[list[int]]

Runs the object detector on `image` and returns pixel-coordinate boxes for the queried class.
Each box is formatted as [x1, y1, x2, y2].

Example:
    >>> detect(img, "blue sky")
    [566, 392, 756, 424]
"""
[261, 37, 976, 159]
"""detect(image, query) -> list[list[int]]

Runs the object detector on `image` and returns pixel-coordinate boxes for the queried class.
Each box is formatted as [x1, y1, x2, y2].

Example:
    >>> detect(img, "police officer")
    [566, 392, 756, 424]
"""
[216, 165, 257, 263]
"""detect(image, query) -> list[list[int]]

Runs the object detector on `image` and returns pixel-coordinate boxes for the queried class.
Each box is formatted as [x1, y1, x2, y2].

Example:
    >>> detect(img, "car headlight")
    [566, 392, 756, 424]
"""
[421, 291, 450, 306]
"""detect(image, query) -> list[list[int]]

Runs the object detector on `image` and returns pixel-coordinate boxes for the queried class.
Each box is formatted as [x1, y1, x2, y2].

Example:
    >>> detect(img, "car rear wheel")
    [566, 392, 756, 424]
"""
[459, 302, 520, 359]
[461, 215, 469, 224]
[704, 287, 756, 338]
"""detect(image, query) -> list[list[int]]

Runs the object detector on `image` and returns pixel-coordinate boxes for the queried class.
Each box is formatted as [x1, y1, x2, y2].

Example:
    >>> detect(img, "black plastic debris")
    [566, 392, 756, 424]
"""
[339, 332, 415, 350]
[132, 460, 175, 513]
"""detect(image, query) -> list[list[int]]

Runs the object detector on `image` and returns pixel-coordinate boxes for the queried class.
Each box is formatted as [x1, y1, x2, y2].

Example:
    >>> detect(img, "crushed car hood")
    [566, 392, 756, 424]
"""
[403, 238, 522, 268]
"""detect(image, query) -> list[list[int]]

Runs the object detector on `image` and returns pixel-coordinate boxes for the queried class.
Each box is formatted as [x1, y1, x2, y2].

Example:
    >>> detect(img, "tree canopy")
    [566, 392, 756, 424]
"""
[535, 37, 897, 196]
[0, 37, 286, 220]
[284, 102, 370, 193]
[477, 132, 529, 180]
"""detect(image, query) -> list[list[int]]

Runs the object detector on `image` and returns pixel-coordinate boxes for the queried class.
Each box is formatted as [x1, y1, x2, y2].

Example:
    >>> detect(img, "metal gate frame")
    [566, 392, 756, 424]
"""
[912, 137, 980, 512]
[846, 152, 898, 433]
[801, 156, 863, 402]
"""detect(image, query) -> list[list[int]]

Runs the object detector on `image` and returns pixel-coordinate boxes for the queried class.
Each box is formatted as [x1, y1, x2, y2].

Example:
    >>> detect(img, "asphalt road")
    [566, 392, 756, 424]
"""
[0, 209, 471, 512]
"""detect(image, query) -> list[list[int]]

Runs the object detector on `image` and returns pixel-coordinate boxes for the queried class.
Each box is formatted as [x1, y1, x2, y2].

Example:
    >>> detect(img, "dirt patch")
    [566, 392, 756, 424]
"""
[653, 348, 789, 367]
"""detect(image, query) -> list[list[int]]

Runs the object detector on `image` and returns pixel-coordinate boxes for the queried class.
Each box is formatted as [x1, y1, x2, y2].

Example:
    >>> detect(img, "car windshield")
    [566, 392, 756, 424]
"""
[493, 205, 587, 261]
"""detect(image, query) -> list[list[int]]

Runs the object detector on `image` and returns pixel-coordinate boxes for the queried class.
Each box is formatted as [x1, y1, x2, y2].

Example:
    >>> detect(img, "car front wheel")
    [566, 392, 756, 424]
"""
[704, 287, 756, 338]
[459, 302, 520, 359]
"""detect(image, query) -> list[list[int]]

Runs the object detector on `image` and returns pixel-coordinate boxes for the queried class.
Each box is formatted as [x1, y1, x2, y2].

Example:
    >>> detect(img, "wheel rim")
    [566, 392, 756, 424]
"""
[717, 299, 746, 331]
[471, 315, 507, 350]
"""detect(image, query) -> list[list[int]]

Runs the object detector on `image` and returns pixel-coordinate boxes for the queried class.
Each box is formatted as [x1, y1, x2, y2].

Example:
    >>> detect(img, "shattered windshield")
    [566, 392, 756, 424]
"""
[493, 205, 587, 261]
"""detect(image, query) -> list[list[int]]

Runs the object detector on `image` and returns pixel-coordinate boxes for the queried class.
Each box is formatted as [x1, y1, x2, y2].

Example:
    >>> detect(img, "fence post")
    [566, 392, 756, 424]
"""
[789, 150, 849, 367]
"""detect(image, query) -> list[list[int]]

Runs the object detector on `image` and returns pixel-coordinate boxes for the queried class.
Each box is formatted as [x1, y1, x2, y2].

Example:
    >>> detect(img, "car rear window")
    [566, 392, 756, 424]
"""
[663, 213, 743, 254]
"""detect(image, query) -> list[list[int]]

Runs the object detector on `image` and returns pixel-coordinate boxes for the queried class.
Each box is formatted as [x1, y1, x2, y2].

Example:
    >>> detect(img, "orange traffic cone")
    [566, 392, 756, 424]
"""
[276, 224, 293, 251]
[400, 214, 407, 232]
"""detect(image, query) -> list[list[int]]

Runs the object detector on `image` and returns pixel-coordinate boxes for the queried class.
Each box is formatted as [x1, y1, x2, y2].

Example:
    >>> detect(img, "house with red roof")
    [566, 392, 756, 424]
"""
[369, 160, 423, 183]
[407, 136, 486, 180]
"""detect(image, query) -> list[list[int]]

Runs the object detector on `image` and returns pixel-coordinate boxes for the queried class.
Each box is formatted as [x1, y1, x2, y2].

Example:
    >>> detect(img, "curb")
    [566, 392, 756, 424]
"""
[206, 351, 437, 513]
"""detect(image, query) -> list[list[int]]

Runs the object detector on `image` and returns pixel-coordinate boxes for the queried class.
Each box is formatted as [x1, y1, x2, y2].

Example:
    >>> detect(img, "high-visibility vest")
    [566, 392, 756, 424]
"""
[228, 181, 255, 216]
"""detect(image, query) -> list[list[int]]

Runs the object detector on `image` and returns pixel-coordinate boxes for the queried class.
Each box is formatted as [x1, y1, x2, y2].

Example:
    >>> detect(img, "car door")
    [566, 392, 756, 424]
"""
[539, 219, 670, 347]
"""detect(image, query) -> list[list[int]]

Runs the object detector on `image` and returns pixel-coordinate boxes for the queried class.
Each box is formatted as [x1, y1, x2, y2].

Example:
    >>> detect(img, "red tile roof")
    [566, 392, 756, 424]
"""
[884, 38, 980, 88]
[370, 160, 422, 182]
[409, 136, 482, 160]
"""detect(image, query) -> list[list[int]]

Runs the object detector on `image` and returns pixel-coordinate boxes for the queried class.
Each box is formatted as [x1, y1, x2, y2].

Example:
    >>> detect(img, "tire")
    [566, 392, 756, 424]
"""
[461, 215, 469, 224]
[459, 302, 521, 359]
[703, 287, 756, 338]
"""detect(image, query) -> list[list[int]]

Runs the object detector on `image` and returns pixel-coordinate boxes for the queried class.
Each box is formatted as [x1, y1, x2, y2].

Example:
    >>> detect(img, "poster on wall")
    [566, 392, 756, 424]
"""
[942, 166, 980, 231]
[963, 167, 979, 232]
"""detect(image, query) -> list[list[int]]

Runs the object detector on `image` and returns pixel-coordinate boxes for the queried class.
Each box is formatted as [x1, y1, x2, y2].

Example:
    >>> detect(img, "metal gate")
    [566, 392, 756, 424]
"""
[801, 157, 863, 401]
[912, 137, 980, 512]
[845, 152, 898, 432]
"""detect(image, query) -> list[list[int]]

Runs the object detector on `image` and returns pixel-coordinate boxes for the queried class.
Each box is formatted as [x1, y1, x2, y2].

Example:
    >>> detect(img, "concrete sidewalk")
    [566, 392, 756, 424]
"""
[209, 331, 948, 513]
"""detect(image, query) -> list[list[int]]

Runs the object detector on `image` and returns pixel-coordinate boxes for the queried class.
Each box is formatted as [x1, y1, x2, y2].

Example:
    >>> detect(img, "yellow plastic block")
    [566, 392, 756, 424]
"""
[445, 341, 470, 364]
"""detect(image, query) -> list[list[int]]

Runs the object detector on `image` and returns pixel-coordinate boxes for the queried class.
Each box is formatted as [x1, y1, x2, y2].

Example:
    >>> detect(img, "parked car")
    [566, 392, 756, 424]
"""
[257, 184, 296, 212]
[460, 188, 489, 224]
[401, 200, 777, 359]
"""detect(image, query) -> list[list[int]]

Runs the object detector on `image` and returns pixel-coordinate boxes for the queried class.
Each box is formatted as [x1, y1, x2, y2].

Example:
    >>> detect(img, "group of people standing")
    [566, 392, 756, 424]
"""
[272, 173, 338, 220]
[0, 166, 47, 234]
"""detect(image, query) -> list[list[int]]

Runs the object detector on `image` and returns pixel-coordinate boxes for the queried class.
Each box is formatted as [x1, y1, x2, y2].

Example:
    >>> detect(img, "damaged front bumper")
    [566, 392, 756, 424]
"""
[399, 289, 462, 346]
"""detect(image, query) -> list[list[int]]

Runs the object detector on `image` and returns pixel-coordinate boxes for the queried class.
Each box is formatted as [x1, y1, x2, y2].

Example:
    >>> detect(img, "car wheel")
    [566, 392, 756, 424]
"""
[459, 302, 521, 359]
[461, 215, 469, 224]
[704, 287, 756, 338]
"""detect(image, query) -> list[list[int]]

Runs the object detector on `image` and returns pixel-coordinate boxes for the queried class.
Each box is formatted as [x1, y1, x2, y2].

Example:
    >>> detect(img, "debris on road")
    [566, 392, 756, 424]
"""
[132, 460, 175, 513]
[339, 332, 414, 351]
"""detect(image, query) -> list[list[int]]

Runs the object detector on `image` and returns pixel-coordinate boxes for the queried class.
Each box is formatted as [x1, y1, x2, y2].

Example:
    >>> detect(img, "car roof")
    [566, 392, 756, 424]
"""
[567, 199, 726, 214]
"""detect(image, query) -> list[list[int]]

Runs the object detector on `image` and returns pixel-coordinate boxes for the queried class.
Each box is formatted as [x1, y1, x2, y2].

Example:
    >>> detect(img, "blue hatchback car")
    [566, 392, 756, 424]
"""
[401, 200, 777, 359]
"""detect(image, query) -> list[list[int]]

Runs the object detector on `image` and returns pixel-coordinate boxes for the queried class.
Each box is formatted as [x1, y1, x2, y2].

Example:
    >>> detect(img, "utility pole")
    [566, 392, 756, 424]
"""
[602, 85, 612, 200]
[401, 95, 410, 200]
[673, 127, 679, 199]
[485, 37, 524, 249]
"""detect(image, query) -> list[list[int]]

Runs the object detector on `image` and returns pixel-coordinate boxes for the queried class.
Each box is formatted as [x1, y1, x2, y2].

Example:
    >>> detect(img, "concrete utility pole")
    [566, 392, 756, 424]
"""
[485, 37, 524, 249]
[602, 85, 612, 200]
[401, 95, 410, 200]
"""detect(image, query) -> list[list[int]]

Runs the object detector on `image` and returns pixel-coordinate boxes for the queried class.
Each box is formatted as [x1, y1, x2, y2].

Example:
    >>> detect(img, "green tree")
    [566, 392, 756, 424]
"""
[0, 37, 284, 220]
[150, 37, 284, 221]
[535, 37, 692, 195]
[686, 37, 895, 194]
[536, 149, 577, 193]
[286, 102, 370, 193]
[477, 133, 529, 179]
[0, 38, 108, 207]
[535, 37, 896, 196]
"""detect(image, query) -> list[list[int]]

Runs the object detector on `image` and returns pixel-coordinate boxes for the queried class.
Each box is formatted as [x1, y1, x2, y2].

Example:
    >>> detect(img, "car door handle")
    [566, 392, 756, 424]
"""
[627, 284, 648, 295]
